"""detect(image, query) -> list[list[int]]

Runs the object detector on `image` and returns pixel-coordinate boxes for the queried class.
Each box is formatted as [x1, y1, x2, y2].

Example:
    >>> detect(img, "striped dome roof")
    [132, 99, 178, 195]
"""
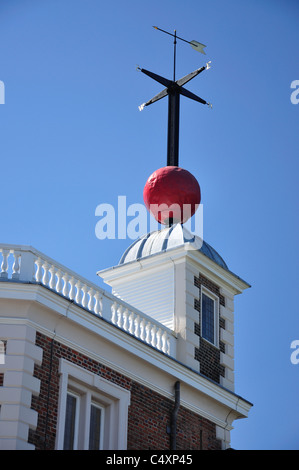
[119, 224, 228, 270]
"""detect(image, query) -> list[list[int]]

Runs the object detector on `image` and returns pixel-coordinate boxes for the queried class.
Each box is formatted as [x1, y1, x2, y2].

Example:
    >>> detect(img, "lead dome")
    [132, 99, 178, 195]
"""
[119, 223, 228, 270]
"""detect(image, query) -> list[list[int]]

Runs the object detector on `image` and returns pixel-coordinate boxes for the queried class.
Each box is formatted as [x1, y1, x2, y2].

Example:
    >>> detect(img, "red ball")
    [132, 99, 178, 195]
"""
[143, 166, 201, 225]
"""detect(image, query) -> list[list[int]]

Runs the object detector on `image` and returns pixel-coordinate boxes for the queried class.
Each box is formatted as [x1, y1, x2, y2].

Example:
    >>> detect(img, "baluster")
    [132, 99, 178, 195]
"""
[87, 288, 95, 311]
[12, 251, 21, 280]
[145, 322, 152, 344]
[81, 284, 88, 308]
[123, 309, 129, 331]
[161, 331, 167, 354]
[156, 328, 162, 351]
[94, 292, 102, 316]
[117, 305, 123, 328]
[62, 273, 70, 297]
[166, 337, 171, 356]
[35, 258, 43, 283]
[134, 314, 140, 338]
[42, 261, 50, 286]
[68, 277, 76, 300]
[151, 324, 157, 348]
[75, 281, 82, 305]
[128, 311, 134, 334]
[140, 318, 146, 341]
[0, 250, 9, 278]
[111, 302, 117, 324]
[56, 270, 63, 293]
[49, 265, 56, 290]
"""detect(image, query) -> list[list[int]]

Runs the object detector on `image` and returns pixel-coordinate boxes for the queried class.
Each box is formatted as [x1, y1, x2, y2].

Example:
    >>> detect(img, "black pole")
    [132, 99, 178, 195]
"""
[167, 90, 180, 166]
[173, 30, 177, 82]
[167, 30, 179, 167]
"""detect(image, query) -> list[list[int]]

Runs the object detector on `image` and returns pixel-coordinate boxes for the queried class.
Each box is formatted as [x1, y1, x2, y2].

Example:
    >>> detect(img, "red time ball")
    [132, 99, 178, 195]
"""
[143, 166, 201, 225]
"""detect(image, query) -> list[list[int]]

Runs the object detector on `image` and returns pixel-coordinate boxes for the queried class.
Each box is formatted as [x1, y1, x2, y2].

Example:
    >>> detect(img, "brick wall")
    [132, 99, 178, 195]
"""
[28, 332, 221, 450]
[194, 274, 226, 384]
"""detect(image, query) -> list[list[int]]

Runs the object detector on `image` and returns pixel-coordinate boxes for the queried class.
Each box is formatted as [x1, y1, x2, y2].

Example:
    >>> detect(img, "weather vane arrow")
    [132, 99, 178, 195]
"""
[153, 26, 207, 58]
[138, 26, 212, 167]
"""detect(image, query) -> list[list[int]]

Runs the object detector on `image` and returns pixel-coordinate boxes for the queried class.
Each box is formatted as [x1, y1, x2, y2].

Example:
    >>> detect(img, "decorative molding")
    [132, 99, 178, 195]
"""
[99, 243, 250, 296]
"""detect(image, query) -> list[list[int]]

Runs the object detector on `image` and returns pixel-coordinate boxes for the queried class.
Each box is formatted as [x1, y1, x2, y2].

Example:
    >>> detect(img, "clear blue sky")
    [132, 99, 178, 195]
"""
[0, 0, 298, 450]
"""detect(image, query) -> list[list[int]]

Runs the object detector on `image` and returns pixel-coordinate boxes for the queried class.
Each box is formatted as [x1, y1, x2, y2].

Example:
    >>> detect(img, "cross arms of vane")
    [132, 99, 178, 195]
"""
[137, 62, 212, 166]
[138, 63, 211, 111]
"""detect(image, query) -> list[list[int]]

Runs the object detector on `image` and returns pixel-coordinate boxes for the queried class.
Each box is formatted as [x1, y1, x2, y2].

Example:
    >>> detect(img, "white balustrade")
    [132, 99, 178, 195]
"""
[0, 244, 176, 358]
[107, 301, 174, 356]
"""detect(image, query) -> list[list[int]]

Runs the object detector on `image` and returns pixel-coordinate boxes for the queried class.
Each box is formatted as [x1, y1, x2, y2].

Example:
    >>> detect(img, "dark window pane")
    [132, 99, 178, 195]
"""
[63, 393, 77, 450]
[202, 293, 215, 344]
[89, 404, 102, 450]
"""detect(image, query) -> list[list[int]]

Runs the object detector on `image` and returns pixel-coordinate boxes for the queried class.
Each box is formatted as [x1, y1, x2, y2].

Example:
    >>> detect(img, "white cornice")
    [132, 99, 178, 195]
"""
[185, 248, 250, 294]
[98, 244, 250, 295]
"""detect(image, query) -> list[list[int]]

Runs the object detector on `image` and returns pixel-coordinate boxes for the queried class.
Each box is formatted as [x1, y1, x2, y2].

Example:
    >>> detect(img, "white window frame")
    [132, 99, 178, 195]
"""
[200, 286, 219, 347]
[56, 359, 131, 450]
[63, 390, 80, 450]
[63, 383, 105, 450]
[89, 401, 105, 450]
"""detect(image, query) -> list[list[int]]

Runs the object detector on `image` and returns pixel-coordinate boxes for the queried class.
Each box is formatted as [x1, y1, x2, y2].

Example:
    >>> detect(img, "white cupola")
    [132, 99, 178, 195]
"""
[98, 224, 250, 391]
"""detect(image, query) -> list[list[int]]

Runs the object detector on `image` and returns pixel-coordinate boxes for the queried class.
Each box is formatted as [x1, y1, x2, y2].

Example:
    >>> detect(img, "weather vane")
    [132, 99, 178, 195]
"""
[138, 26, 212, 167]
